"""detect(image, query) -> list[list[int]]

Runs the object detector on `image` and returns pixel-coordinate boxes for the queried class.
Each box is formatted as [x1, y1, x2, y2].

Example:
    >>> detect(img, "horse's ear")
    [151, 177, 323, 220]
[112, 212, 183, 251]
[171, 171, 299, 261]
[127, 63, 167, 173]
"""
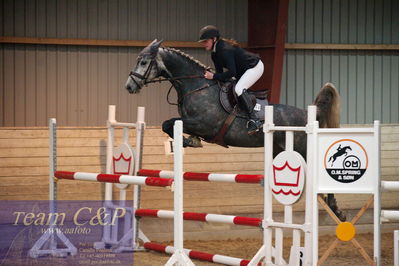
[149, 39, 163, 56]
[153, 39, 163, 49]
[149, 39, 158, 44]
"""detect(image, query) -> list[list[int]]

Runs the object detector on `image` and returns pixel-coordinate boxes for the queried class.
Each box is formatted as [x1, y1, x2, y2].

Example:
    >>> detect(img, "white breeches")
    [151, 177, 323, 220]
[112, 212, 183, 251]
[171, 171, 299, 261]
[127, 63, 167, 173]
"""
[235, 60, 264, 96]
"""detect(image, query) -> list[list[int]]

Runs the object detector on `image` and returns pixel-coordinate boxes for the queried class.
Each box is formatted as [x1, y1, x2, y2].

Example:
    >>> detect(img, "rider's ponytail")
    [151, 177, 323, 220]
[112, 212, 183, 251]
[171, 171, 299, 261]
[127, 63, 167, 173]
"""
[221, 38, 240, 47]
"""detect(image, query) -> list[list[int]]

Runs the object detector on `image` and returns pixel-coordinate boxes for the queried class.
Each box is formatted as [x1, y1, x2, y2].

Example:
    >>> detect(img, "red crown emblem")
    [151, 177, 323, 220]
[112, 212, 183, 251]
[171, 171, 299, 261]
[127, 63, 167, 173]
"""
[113, 154, 132, 175]
[272, 161, 301, 196]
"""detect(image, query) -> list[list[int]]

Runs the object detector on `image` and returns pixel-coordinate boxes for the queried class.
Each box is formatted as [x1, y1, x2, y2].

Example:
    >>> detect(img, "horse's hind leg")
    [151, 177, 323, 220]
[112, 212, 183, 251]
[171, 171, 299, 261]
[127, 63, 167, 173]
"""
[325, 194, 347, 221]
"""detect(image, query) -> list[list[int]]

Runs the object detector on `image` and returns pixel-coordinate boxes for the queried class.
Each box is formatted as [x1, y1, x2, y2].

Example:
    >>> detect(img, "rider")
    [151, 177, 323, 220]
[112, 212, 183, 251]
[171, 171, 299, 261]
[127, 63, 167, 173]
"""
[198, 25, 264, 135]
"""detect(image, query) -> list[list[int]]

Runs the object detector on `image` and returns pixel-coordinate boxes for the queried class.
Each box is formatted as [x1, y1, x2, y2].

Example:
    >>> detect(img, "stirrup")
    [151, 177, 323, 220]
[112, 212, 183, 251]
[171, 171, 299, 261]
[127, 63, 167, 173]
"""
[246, 119, 262, 135]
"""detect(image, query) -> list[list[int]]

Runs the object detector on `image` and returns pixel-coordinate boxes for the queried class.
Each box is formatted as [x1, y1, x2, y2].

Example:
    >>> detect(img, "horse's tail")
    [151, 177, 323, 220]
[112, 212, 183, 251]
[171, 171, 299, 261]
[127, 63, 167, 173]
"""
[313, 82, 341, 128]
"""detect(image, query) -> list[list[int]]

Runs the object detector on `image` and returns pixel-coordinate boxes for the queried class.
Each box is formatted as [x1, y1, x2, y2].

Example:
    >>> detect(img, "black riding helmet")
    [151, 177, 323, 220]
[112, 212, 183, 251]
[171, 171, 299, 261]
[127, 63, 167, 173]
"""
[198, 25, 220, 42]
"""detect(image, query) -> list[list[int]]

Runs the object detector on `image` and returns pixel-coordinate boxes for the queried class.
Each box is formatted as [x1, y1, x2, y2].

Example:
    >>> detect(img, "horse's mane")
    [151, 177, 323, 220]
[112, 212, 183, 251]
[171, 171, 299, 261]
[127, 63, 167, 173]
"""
[162, 47, 207, 70]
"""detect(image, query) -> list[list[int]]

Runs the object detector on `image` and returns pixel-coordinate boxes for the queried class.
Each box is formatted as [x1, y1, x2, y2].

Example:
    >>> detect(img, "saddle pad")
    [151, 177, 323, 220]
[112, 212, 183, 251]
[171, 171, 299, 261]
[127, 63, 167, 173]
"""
[219, 88, 268, 121]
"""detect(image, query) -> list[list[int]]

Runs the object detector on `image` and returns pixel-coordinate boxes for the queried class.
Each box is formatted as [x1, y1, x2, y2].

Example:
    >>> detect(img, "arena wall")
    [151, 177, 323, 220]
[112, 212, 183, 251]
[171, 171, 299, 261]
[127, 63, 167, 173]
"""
[1, 0, 398, 127]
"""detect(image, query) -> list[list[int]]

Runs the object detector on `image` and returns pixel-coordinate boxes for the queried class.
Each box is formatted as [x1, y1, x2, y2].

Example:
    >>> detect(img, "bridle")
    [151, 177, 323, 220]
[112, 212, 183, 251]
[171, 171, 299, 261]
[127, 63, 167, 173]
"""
[128, 54, 212, 105]
[128, 54, 158, 88]
[129, 54, 205, 85]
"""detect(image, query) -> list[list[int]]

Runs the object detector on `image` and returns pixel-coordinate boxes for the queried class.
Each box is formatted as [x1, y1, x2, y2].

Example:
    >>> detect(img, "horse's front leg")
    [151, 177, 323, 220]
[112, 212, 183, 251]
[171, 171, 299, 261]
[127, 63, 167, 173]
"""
[162, 118, 202, 148]
[162, 118, 179, 139]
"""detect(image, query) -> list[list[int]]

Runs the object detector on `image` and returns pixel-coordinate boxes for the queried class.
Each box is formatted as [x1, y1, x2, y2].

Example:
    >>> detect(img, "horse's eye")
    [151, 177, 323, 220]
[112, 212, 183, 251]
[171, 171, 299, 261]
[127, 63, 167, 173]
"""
[140, 61, 147, 66]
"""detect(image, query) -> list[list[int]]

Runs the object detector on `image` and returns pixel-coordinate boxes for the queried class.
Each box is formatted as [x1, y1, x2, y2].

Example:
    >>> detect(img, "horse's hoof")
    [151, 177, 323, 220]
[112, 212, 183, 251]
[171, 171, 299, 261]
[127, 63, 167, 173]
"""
[184, 136, 203, 148]
[335, 209, 347, 222]
[188, 136, 203, 147]
[247, 120, 262, 135]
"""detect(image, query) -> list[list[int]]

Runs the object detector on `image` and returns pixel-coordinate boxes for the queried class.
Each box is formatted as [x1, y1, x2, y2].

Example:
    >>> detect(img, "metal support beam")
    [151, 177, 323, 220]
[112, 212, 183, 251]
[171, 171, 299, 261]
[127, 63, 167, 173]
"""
[248, 0, 289, 104]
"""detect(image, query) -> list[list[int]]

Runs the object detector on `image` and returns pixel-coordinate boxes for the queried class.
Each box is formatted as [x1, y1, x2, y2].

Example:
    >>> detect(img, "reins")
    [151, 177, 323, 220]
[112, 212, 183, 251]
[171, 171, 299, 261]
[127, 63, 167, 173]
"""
[129, 53, 215, 106]
[145, 75, 204, 84]
[163, 76, 213, 106]
[166, 82, 212, 106]
[147, 75, 205, 106]
[132, 70, 213, 106]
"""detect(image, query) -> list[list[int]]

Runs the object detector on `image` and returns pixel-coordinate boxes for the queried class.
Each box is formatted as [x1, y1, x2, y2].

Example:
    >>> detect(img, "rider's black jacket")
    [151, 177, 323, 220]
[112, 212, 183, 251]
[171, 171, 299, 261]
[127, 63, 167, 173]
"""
[211, 39, 260, 82]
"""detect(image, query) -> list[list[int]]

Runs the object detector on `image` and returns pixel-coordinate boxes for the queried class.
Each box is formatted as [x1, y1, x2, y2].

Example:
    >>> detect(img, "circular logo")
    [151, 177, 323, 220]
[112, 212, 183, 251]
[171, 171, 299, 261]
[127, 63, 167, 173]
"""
[324, 139, 368, 183]
[269, 151, 306, 205]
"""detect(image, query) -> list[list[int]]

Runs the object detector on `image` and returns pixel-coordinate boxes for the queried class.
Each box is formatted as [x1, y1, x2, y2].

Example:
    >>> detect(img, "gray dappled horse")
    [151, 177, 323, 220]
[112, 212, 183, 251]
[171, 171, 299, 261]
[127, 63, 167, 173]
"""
[125, 40, 344, 220]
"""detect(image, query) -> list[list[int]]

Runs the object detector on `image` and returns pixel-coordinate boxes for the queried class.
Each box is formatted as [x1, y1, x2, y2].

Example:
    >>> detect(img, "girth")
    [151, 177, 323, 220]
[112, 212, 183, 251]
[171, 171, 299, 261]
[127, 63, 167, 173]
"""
[209, 81, 268, 147]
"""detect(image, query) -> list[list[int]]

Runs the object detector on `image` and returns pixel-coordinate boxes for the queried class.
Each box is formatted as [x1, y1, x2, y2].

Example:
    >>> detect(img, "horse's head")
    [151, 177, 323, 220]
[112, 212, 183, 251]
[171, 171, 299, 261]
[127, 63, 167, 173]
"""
[125, 39, 163, 94]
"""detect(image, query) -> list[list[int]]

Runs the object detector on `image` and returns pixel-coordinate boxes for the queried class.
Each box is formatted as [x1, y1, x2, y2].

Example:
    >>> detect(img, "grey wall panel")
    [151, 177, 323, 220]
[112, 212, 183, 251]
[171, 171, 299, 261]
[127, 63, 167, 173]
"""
[3, 44, 14, 126]
[1, 0, 247, 126]
[281, 50, 399, 124]
[281, 0, 399, 124]
[3, 0, 13, 36]
[46, 45, 57, 124]
[9, 44, 211, 127]
[287, 0, 399, 44]
[14, 44, 25, 125]
[36, 45, 47, 126]
[1, 0, 247, 42]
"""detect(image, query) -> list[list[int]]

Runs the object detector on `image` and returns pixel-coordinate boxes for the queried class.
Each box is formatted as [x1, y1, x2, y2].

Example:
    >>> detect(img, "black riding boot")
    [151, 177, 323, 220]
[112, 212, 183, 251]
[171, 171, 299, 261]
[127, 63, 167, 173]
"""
[238, 90, 263, 135]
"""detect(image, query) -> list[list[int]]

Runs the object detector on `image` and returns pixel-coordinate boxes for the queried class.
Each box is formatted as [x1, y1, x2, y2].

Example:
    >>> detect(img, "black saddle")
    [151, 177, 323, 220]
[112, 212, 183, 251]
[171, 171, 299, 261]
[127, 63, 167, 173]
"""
[219, 80, 269, 121]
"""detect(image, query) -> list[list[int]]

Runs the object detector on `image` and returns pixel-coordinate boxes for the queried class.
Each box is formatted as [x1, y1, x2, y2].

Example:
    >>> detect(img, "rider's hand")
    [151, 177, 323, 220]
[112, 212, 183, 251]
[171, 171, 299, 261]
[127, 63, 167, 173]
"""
[204, 71, 214, 80]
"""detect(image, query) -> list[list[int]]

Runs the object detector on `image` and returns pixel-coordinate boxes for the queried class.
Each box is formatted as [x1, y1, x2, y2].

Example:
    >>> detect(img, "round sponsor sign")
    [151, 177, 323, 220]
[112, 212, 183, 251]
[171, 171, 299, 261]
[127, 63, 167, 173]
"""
[324, 139, 368, 183]
[269, 151, 306, 205]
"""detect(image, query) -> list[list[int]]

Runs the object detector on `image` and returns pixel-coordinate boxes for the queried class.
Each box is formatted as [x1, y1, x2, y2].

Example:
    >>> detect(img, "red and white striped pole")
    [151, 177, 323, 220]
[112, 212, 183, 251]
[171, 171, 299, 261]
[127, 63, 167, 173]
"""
[54, 171, 173, 187]
[138, 169, 263, 183]
[135, 209, 262, 227]
[144, 242, 260, 266]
